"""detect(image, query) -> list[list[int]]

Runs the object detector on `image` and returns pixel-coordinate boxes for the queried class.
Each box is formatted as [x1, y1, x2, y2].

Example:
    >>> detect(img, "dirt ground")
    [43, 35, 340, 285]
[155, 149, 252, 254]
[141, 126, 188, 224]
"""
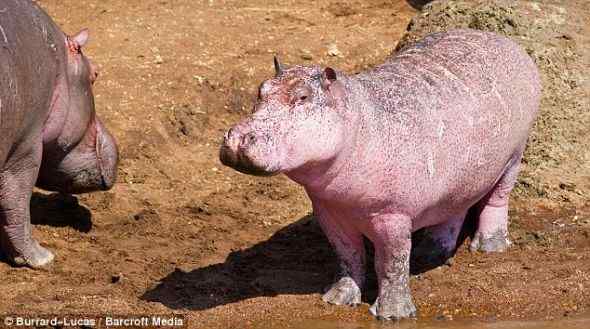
[0, 0, 589, 328]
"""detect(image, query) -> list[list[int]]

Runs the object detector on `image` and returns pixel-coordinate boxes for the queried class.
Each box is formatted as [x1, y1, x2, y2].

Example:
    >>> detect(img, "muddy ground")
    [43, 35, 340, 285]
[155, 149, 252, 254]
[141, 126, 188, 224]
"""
[0, 0, 589, 328]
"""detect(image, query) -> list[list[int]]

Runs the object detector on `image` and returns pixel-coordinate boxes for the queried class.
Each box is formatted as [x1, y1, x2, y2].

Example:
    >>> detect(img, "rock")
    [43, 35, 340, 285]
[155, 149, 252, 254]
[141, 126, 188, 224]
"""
[327, 43, 342, 57]
[326, 3, 358, 17]
[111, 274, 122, 284]
[300, 49, 313, 60]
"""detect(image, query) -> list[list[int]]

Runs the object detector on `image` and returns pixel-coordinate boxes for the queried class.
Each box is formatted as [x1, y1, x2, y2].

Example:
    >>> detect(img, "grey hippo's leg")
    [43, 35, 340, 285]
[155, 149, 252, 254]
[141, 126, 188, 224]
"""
[367, 214, 416, 320]
[470, 152, 523, 253]
[313, 201, 365, 307]
[0, 142, 54, 268]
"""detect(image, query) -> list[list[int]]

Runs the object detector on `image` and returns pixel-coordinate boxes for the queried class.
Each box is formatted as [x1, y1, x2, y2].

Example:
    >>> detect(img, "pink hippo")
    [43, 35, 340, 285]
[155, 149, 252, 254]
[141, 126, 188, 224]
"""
[0, 0, 118, 268]
[220, 29, 541, 320]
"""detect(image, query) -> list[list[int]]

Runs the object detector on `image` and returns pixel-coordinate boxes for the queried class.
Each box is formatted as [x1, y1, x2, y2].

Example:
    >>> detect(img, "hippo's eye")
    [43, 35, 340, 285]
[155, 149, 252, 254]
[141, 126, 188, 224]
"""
[293, 86, 312, 104]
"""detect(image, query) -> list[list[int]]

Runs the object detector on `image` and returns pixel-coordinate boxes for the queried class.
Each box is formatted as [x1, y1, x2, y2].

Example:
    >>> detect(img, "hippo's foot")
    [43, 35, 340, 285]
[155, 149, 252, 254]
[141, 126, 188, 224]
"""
[11, 240, 54, 268]
[470, 231, 510, 253]
[322, 276, 362, 306]
[369, 291, 417, 320]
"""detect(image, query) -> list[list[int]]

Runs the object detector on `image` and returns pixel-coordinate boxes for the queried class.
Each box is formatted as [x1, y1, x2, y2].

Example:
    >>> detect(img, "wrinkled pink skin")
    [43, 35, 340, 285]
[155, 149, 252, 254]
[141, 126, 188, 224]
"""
[0, 0, 118, 268]
[221, 29, 541, 320]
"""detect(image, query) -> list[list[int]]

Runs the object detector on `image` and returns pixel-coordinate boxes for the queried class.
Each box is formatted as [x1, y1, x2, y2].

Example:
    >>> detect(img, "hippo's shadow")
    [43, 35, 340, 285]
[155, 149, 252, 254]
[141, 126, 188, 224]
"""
[142, 214, 470, 310]
[407, 0, 433, 10]
[30, 192, 93, 233]
[407, 0, 432, 10]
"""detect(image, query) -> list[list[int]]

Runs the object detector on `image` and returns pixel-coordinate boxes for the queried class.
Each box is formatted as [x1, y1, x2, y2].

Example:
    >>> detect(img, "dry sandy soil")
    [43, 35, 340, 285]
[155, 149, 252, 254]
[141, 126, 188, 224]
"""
[0, 0, 589, 328]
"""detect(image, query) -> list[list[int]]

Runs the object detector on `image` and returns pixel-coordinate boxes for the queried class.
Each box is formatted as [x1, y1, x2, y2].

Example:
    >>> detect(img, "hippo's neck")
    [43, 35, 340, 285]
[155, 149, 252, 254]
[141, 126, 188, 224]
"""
[287, 76, 406, 208]
[41, 31, 70, 146]
[286, 77, 376, 198]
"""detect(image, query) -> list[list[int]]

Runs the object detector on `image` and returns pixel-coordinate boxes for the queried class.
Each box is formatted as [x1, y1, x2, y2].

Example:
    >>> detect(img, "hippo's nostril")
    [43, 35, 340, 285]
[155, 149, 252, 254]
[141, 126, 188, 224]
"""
[241, 133, 256, 148]
[225, 127, 242, 144]
[227, 127, 235, 138]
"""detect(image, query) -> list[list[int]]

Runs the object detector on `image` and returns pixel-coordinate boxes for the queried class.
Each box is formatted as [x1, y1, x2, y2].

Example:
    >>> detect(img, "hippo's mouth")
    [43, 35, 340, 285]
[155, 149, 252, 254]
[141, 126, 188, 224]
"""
[219, 145, 279, 177]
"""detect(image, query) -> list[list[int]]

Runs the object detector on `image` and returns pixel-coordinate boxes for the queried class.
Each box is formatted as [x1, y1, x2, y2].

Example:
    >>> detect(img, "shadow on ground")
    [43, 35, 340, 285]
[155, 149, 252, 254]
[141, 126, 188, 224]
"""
[407, 0, 432, 10]
[142, 214, 468, 310]
[30, 192, 93, 233]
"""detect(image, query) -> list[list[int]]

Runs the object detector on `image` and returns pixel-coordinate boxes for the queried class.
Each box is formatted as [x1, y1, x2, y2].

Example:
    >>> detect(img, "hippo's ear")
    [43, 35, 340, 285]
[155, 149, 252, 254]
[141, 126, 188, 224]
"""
[72, 29, 90, 47]
[321, 67, 345, 100]
[320, 67, 338, 90]
[273, 56, 284, 77]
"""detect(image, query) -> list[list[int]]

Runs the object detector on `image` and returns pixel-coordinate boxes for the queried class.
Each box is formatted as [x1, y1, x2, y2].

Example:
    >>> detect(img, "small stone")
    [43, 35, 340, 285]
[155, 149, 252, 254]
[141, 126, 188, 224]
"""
[154, 55, 164, 64]
[559, 182, 575, 192]
[327, 44, 342, 57]
[111, 274, 122, 284]
[193, 75, 206, 84]
[444, 257, 454, 267]
[300, 49, 313, 60]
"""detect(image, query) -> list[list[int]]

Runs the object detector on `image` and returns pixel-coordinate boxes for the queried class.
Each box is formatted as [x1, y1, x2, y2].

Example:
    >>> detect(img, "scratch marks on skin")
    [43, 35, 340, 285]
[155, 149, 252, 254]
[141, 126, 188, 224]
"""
[0, 7, 6, 44]
[0, 24, 7, 44]
[431, 60, 477, 104]
[427, 153, 435, 180]
[73, 60, 80, 76]
[41, 25, 48, 42]
[437, 120, 445, 140]
[492, 85, 508, 137]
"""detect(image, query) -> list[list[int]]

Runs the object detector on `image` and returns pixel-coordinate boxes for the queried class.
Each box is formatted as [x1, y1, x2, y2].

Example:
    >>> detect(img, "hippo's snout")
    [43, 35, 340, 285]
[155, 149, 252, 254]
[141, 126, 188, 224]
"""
[96, 120, 118, 191]
[220, 127, 277, 177]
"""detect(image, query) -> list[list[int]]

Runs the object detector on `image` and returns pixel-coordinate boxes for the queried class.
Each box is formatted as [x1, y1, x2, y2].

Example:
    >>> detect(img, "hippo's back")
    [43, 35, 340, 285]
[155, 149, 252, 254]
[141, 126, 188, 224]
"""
[355, 29, 541, 215]
[0, 0, 64, 164]
[367, 29, 541, 135]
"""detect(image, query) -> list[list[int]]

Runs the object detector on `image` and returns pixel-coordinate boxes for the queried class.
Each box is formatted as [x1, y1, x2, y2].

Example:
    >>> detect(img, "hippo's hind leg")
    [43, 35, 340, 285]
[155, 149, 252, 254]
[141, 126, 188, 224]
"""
[0, 143, 54, 268]
[313, 202, 365, 307]
[470, 153, 523, 253]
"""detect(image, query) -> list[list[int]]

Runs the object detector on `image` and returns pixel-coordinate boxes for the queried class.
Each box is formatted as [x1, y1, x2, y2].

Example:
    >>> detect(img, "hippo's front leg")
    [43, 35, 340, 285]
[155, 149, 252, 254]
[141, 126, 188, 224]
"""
[367, 214, 416, 320]
[0, 143, 54, 268]
[313, 202, 365, 306]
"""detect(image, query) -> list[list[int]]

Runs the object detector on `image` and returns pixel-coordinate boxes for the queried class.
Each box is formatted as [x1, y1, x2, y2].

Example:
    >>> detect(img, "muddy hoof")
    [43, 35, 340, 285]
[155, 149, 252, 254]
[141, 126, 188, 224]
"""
[12, 241, 55, 268]
[470, 232, 510, 253]
[369, 294, 417, 320]
[322, 277, 361, 306]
